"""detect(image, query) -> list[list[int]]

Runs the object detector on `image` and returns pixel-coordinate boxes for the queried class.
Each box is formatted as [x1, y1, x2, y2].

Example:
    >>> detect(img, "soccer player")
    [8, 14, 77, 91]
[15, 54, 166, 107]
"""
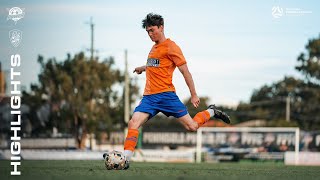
[109, 13, 230, 169]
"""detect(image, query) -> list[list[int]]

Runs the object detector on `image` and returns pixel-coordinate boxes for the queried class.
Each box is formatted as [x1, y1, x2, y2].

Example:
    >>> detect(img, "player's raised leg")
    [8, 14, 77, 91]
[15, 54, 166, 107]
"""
[177, 105, 230, 131]
[123, 112, 149, 169]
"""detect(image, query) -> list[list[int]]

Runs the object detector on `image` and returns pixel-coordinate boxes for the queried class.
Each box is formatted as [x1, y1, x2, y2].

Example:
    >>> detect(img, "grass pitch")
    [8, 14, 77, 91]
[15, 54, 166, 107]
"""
[1, 160, 320, 180]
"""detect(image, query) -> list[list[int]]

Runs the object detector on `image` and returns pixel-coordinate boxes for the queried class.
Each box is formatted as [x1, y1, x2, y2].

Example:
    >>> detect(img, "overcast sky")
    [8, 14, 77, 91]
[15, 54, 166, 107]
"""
[1, 0, 319, 106]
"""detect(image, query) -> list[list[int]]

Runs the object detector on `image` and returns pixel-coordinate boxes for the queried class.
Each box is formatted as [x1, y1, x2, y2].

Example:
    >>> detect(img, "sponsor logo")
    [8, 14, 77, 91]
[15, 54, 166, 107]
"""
[272, 6, 312, 19]
[146, 58, 160, 67]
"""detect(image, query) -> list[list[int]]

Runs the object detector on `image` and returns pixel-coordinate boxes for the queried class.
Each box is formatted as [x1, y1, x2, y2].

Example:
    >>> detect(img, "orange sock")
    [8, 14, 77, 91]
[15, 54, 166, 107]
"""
[193, 110, 211, 127]
[124, 129, 139, 151]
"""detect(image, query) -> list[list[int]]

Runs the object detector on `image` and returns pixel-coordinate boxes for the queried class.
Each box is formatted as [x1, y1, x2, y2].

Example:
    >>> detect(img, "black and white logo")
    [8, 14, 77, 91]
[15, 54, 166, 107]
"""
[9, 29, 23, 47]
[7, 7, 25, 24]
[146, 58, 160, 67]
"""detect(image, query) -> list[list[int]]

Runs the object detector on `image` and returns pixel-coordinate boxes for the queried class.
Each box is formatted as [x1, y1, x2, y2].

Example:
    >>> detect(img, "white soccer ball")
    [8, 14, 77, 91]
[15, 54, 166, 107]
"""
[103, 150, 126, 170]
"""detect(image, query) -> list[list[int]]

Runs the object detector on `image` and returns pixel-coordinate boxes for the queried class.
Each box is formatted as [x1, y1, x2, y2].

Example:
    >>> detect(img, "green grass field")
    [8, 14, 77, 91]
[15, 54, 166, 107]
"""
[1, 160, 320, 180]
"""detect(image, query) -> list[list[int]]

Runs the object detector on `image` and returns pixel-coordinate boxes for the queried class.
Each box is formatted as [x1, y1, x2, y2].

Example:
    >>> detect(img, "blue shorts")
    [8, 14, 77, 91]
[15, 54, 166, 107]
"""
[134, 92, 188, 119]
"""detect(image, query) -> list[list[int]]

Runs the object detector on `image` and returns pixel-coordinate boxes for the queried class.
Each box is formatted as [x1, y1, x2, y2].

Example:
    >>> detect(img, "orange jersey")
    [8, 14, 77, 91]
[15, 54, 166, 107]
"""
[144, 39, 186, 95]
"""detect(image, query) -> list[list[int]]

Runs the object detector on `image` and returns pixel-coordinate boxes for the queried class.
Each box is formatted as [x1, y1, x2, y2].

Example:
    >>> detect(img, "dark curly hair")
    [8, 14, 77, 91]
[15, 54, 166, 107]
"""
[142, 13, 164, 29]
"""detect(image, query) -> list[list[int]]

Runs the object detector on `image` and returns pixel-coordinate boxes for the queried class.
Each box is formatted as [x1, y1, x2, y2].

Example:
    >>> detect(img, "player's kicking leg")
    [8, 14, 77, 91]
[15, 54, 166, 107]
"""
[177, 104, 230, 131]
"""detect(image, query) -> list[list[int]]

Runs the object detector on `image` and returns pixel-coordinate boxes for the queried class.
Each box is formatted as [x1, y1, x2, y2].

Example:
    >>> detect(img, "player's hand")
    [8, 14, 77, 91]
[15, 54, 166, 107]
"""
[133, 66, 145, 74]
[191, 95, 200, 108]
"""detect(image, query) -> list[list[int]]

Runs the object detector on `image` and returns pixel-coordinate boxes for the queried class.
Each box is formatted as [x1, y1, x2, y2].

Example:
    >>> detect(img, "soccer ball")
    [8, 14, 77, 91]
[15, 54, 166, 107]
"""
[103, 150, 126, 170]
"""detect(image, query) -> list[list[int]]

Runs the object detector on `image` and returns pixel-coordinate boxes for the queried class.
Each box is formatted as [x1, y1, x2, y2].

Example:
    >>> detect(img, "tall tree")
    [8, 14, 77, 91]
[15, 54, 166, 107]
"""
[25, 52, 139, 148]
[236, 34, 320, 130]
[296, 34, 320, 84]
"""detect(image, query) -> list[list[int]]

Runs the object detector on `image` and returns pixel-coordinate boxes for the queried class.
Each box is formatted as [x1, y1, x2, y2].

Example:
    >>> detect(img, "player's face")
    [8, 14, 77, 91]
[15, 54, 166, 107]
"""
[146, 25, 163, 43]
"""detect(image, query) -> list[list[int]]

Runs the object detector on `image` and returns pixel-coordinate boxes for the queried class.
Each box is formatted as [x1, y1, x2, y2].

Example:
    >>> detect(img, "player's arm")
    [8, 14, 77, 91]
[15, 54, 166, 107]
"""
[178, 64, 200, 108]
[133, 66, 146, 74]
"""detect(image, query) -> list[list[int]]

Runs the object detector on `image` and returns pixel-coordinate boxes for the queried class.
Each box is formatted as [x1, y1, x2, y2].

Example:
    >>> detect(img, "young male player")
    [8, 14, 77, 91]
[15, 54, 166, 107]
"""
[106, 13, 230, 169]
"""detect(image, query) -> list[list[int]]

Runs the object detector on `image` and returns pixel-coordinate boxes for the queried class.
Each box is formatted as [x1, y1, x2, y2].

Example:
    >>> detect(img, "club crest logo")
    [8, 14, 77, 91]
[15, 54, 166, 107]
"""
[7, 7, 25, 24]
[9, 29, 23, 47]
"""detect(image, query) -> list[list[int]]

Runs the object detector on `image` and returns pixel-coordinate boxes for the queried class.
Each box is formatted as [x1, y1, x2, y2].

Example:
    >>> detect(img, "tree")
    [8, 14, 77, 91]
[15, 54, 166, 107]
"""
[238, 77, 319, 129]
[236, 34, 320, 130]
[296, 34, 320, 84]
[24, 52, 139, 148]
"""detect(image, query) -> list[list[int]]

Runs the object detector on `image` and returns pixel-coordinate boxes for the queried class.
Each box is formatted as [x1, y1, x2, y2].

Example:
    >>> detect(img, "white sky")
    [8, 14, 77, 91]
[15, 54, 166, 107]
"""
[0, 0, 319, 106]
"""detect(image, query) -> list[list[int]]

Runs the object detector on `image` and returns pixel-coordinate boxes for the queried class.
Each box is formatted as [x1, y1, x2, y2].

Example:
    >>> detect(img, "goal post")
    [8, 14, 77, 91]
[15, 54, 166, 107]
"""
[196, 127, 300, 164]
